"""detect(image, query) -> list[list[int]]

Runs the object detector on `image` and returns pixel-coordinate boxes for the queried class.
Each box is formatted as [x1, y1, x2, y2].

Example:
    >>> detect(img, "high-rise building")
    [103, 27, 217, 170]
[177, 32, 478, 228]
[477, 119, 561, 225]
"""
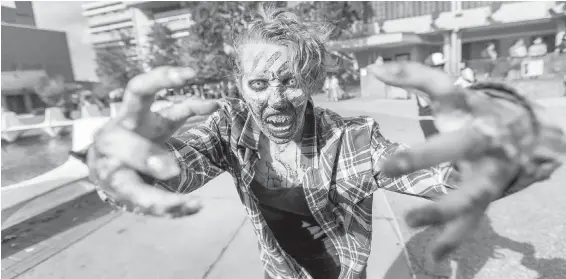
[82, 1, 192, 52]
[1, 1, 76, 114]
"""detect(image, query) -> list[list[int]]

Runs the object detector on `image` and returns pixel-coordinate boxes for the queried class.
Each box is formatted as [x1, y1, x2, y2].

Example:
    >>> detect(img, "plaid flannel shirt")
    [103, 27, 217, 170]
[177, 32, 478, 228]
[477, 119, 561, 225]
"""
[93, 82, 564, 279]
[150, 97, 457, 279]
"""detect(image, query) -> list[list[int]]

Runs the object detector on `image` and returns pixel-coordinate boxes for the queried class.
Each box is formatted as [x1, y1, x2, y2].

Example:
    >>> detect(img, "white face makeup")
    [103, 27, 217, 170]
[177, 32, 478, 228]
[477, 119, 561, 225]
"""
[239, 43, 309, 144]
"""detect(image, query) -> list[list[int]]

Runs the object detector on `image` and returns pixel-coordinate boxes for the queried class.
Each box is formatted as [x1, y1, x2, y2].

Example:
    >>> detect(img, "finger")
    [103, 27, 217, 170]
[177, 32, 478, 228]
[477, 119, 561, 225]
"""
[119, 67, 196, 124]
[405, 176, 492, 228]
[381, 127, 489, 177]
[95, 124, 180, 180]
[367, 62, 468, 106]
[157, 99, 220, 123]
[109, 167, 202, 218]
[405, 156, 515, 228]
[431, 210, 485, 262]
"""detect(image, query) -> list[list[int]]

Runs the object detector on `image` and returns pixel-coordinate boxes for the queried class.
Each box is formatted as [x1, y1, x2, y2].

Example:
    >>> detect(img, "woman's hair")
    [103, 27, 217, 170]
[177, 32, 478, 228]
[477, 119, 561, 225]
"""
[232, 4, 336, 92]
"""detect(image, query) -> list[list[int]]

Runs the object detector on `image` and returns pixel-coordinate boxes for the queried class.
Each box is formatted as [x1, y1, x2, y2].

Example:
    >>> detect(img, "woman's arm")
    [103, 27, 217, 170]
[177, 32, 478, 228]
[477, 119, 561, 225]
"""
[370, 82, 565, 200]
[370, 125, 459, 200]
[80, 105, 233, 214]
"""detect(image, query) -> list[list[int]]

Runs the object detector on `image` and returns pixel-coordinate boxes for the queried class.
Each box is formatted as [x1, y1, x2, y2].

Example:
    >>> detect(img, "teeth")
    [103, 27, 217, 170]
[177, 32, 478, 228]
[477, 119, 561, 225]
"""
[267, 116, 289, 124]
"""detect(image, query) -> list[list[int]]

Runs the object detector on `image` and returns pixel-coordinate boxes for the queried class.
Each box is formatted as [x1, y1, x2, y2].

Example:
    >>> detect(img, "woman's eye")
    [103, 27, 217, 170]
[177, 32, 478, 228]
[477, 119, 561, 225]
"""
[249, 80, 268, 91]
[285, 78, 297, 87]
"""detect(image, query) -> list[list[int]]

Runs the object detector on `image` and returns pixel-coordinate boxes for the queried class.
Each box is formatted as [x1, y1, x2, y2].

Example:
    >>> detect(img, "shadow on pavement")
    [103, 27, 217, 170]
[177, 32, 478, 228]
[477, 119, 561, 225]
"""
[1, 191, 114, 259]
[385, 217, 566, 279]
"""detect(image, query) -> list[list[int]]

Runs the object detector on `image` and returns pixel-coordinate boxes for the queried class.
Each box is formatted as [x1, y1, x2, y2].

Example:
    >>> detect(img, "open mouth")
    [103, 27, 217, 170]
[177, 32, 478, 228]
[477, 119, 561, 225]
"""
[265, 115, 292, 127]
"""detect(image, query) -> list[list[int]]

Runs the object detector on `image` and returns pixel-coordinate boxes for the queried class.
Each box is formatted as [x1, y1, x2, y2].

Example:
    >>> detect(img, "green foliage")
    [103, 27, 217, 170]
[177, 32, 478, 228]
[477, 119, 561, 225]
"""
[177, 1, 287, 84]
[146, 23, 179, 68]
[93, 2, 371, 93]
[293, 1, 373, 40]
[94, 32, 143, 91]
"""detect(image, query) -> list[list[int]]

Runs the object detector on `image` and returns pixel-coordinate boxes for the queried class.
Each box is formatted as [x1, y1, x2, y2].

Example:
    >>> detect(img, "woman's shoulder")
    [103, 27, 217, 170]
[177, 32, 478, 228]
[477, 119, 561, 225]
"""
[314, 106, 375, 134]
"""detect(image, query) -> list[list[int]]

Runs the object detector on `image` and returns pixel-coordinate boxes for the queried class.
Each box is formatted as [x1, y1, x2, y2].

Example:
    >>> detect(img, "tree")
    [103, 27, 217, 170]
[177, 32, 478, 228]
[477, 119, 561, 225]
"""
[177, 2, 288, 85]
[94, 31, 143, 91]
[145, 23, 179, 68]
[293, 1, 371, 40]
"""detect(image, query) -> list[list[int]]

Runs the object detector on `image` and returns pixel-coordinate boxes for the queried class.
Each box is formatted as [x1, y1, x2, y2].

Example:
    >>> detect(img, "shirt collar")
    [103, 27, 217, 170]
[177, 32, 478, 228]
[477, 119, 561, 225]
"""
[238, 98, 319, 169]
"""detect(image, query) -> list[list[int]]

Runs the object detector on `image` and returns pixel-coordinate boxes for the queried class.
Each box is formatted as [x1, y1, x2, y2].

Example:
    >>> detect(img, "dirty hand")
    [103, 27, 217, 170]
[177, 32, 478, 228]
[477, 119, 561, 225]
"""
[367, 61, 565, 262]
[87, 67, 220, 218]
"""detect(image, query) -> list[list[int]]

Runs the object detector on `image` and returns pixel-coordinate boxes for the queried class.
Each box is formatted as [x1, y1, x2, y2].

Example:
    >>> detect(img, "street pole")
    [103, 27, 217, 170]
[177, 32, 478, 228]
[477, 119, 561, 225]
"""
[450, 0, 462, 76]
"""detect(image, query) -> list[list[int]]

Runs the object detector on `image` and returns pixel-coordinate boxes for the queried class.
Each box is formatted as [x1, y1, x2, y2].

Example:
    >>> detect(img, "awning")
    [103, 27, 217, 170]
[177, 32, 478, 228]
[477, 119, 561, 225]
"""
[1, 70, 48, 93]
[327, 33, 433, 52]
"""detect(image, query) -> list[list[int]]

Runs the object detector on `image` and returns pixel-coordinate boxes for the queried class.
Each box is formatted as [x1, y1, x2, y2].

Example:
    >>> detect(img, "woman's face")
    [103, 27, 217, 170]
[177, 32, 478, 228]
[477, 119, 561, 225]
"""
[238, 43, 309, 144]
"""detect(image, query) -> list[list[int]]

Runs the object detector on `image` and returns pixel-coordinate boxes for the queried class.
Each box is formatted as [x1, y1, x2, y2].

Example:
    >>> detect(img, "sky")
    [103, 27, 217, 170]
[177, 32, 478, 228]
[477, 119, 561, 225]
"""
[32, 1, 98, 82]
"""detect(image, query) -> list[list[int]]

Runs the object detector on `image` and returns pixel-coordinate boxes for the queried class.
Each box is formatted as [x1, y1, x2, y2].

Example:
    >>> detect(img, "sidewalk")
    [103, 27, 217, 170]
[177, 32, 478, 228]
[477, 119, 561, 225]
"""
[3, 96, 566, 279]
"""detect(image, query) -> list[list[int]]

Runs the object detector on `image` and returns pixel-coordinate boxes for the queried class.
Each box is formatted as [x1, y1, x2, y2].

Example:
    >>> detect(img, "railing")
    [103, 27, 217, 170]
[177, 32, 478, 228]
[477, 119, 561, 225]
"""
[465, 53, 566, 80]
[87, 10, 132, 27]
[154, 13, 192, 32]
[82, 2, 125, 17]
[88, 30, 129, 44]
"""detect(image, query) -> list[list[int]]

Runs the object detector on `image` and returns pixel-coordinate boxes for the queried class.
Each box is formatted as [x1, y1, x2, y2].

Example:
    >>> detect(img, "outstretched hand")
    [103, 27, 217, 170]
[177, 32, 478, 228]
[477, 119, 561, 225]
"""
[88, 67, 220, 218]
[367, 62, 556, 262]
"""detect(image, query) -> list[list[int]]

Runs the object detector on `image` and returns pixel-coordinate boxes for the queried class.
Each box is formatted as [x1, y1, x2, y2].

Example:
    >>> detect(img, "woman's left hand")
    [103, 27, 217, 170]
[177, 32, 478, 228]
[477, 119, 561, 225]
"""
[367, 61, 566, 261]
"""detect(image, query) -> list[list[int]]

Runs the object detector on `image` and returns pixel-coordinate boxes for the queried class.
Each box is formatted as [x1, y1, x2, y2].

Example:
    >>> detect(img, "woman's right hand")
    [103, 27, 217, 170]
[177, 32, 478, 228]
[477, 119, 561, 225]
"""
[87, 67, 220, 218]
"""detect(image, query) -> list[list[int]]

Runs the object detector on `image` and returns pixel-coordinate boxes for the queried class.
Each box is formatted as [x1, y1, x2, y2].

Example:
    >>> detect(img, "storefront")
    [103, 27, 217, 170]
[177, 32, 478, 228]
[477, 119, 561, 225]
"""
[327, 33, 443, 98]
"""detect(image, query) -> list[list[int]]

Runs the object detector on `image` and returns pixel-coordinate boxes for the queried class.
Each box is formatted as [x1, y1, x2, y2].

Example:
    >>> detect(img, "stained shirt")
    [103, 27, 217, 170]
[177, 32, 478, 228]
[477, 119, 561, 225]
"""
[95, 82, 565, 279]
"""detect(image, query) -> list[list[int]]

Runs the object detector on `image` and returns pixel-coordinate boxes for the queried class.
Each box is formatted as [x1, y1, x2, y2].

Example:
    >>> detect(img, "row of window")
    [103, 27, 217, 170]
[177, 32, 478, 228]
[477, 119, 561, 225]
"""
[370, 1, 517, 22]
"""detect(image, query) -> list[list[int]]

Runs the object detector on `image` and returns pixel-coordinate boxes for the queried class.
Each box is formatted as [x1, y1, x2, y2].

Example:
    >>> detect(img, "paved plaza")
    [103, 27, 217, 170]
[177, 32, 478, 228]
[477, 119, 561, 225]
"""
[2, 96, 566, 279]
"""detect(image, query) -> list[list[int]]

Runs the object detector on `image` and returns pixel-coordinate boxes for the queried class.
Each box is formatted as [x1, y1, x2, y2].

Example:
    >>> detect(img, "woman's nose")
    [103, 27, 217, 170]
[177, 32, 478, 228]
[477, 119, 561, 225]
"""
[268, 87, 288, 109]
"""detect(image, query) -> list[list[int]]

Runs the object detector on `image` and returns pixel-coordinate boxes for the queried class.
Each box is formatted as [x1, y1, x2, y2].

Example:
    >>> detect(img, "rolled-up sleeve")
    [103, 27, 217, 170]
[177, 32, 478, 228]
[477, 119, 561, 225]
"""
[370, 121, 458, 200]
[154, 109, 232, 194]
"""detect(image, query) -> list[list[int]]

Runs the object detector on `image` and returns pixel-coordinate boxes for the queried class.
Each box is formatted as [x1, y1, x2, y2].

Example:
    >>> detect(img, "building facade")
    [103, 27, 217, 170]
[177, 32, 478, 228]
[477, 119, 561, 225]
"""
[81, 1, 192, 50]
[1, 1, 75, 114]
[326, 1, 566, 97]
[1, 1, 36, 26]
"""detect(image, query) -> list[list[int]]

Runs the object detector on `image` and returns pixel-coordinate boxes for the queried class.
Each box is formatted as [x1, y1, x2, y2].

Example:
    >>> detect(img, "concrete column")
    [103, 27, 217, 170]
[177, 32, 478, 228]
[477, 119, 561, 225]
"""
[443, 32, 452, 73]
[449, 0, 463, 76]
[131, 7, 152, 71]
[23, 92, 33, 114]
[2, 96, 8, 111]
[556, 18, 566, 50]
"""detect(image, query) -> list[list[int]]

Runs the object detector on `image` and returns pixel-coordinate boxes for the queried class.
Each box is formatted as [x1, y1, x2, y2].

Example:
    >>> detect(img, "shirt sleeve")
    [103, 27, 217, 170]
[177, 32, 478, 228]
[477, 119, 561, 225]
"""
[369, 122, 459, 200]
[153, 108, 232, 194]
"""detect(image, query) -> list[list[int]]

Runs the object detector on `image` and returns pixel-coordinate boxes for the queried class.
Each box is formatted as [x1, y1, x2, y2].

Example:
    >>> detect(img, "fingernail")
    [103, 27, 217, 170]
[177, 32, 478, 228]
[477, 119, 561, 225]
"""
[146, 156, 180, 177]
